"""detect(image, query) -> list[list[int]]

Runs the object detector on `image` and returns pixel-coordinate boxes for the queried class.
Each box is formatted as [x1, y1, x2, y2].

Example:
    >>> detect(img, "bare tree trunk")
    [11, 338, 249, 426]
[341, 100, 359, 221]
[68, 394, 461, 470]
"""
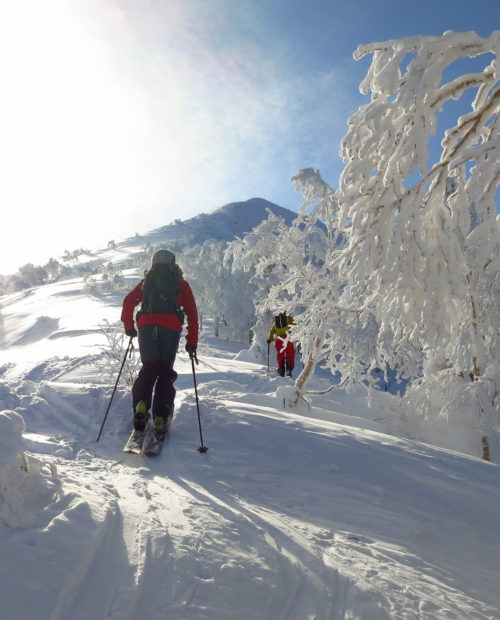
[291, 335, 323, 407]
[466, 272, 481, 378]
[482, 436, 490, 461]
[465, 272, 492, 460]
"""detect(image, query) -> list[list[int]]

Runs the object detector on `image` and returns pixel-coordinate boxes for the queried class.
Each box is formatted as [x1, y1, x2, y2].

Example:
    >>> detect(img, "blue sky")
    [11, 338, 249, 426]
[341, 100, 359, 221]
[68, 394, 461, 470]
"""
[0, 0, 498, 273]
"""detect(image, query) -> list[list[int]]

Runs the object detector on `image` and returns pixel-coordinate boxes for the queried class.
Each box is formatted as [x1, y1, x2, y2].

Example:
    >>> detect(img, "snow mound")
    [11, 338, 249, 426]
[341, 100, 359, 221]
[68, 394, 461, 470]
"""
[0, 410, 25, 470]
[0, 410, 59, 528]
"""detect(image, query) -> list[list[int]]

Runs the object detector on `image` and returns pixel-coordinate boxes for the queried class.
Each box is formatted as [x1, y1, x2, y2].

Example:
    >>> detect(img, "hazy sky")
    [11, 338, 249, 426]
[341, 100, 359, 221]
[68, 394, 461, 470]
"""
[1, 0, 498, 274]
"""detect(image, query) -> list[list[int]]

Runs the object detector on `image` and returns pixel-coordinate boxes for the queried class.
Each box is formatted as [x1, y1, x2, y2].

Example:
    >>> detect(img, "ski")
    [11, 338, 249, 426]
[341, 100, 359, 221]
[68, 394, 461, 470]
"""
[124, 416, 171, 457]
[123, 428, 149, 454]
[143, 431, 167, 457]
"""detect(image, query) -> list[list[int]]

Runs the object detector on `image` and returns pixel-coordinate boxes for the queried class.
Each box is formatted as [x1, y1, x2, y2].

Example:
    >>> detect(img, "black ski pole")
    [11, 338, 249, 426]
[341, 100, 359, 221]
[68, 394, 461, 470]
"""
[97, 337, 134, 442]
[267, 341, 270, 374]
[190, 352, 208, 453]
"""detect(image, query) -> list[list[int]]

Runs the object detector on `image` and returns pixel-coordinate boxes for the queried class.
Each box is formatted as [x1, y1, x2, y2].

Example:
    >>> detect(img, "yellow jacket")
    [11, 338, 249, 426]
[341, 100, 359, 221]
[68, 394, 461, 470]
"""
[268, 314, 294, 341]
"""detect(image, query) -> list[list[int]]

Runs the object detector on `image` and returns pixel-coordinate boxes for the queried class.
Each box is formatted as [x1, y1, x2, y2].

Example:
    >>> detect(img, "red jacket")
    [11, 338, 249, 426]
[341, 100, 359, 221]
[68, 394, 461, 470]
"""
[121, 278, 198, 347]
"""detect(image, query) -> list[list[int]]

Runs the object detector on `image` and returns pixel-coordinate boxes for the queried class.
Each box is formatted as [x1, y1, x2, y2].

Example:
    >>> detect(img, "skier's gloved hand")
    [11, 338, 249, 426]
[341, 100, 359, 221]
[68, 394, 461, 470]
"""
[185, 344, 197, 360]
[126, 328, 138, 338]
[266, 339, 272, 344]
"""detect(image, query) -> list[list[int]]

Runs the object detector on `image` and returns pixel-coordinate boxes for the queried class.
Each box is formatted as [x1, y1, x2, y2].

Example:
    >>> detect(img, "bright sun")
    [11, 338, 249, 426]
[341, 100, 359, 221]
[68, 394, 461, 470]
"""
[0, 0, 159, 271]
[2, 1, 151, 193]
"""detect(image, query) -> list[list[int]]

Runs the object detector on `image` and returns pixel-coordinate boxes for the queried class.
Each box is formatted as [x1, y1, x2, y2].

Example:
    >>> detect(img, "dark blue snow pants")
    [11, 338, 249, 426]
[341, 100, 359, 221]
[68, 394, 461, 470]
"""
[132, 324, 180, 420]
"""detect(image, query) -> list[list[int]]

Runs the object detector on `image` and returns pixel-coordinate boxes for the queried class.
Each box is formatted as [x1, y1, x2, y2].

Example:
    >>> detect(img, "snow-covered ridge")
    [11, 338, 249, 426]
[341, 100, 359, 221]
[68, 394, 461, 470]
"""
[151, 197, 296, 241]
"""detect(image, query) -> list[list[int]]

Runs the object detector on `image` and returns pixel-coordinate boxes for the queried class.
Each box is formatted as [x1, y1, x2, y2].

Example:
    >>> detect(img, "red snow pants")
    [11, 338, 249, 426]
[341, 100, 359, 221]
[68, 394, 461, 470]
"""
[274, 336, 294, 371]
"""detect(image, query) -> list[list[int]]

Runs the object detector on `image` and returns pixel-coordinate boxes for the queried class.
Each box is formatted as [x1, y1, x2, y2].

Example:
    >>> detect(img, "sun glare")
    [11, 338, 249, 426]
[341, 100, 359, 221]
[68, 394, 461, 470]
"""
[0, 1, 160, 271]
[2, 2, 149, 184]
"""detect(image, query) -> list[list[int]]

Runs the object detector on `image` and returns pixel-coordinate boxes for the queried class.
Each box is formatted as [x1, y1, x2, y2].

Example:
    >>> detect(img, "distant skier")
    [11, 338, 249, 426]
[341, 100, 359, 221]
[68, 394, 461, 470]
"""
[121, 249, 198, 437]
[267, 311, 295, 377]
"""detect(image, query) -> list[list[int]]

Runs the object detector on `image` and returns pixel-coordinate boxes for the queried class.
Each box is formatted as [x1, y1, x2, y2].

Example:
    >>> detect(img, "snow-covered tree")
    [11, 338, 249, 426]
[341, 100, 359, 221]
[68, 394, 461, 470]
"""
[136, 242, 155, 273]
[98, 320, 141, 387]
[326, 30, 499, 458]
[44, 258, 63, 281]
[221, 248, 257, 342]
[13, 263, 48, 289]
[84, 263, 126, 295]
[229, 211, 300, 362]
[182, 240, 255, 342]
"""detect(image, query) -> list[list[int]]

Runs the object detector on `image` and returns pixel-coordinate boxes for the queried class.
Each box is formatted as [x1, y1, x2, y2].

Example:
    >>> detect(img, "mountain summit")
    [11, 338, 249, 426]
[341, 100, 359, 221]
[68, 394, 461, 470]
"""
[135, 197, 296, 248]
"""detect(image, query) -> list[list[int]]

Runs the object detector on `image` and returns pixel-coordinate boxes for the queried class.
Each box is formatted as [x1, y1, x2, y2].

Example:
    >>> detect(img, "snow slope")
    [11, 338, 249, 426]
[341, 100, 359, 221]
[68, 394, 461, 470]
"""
[1, 256, 500, 619]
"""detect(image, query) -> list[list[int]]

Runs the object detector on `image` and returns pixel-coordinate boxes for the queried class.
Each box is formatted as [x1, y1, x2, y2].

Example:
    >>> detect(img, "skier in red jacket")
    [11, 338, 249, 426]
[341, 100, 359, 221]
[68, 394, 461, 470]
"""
[121, 249, 198, 435]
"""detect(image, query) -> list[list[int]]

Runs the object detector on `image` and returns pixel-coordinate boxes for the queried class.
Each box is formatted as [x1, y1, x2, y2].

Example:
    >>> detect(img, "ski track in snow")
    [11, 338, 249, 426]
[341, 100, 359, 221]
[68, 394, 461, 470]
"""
[1, 329, 500, 618]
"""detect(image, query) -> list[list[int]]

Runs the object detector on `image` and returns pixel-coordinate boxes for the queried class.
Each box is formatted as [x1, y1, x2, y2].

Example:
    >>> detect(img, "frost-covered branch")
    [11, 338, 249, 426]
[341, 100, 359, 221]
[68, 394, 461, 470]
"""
[336, 30, 500, 457]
